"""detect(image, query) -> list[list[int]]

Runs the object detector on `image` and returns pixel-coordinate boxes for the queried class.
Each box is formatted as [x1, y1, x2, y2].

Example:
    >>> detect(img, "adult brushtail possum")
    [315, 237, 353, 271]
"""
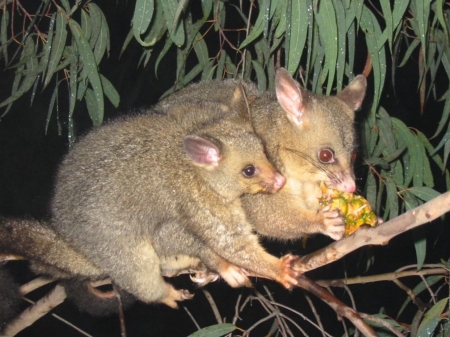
[0, 84, 295, 312]
[156, 68, 367, 241]
[243, 69, 366, 241]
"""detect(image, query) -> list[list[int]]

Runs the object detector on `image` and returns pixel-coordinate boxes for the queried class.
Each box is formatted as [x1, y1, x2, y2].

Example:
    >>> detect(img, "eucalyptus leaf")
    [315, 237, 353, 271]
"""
[68, 18, 104, 127]
[43, 10, 68, 89]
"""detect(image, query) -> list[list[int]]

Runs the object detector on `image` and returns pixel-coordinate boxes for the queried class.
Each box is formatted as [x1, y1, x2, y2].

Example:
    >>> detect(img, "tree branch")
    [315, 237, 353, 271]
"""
[292, 191, 450, 273]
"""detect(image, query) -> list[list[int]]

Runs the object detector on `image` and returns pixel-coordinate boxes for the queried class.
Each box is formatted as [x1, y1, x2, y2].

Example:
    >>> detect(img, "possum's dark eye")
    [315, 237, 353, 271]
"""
[318, 148, 335, 164]
[242, 165, 256, 177]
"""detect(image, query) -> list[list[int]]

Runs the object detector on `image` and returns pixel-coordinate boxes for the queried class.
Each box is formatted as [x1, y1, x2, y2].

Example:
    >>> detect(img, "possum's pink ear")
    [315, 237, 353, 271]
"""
[275, 67, 309, 127]
[183, 135, 221, 167]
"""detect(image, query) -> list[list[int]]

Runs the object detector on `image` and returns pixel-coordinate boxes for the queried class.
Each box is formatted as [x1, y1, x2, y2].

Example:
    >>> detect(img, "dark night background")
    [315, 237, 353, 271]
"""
[0, 1, 449, 336]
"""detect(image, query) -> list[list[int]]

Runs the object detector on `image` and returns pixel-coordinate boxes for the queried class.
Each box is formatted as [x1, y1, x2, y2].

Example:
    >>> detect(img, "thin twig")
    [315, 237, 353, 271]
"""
[202, 289, 223, 324]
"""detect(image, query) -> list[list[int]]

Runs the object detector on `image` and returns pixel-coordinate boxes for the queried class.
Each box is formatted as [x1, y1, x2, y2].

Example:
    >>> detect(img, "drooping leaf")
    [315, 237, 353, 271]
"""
[161, 0, 185, 47]
[239, 1, 265, 49]
[84, 88, 101, 126]
[334, 0, 346, 91]
[45, 78, 59, 135]
[139, 0, 168, 48]
[43, 9, 68, 89]
[286, 0, 308, 75]
[417, 298, 448, 337]
[132, 0, 154, 42]
[315, 1, 337, 94]
[40, 13, 56, 81]
[68, 18, 104, 126]
[100, 74, 120, 108]
[397, 275, 444, 318]
[88, 3, 110, 63]
[187, 323, 236, 337]
[360, 5, 386, 112]
[1, 9, 9, 64]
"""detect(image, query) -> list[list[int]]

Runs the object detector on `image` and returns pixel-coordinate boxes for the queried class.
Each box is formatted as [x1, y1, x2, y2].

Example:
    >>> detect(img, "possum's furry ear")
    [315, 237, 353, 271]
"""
[63, 279, 137, 317]
[0, 268, 22, 329]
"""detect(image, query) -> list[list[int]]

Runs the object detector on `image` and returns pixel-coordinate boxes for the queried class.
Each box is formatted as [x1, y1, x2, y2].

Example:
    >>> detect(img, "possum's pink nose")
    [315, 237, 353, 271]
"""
[271, 173, 286, 192]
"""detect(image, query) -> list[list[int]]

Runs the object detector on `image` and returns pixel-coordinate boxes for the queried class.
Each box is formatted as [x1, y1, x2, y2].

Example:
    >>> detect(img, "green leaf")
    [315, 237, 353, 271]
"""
[216, 50, 226, 79]
[431, 80, 450, 139]
[239, 1, 265, 49]
[44, 9, 68, 89]
[68, 18, 104, 126]
[40, 13, 56, 79]
[407, 187, 441, 202]
[376, 109, 396, 158]
[88, 3, 110, 63]
[274, 0, 287, 38]
[0, 39, 40, 111]
[413, 227, 426, 270]
[304, 2, 314, 84]
[161, 0, 185, 47]
[398, 39, 420, 68]
[417, 298, 448, 337]
[1, 9, 9, 65]
[252, 60, 267, 91]
[392, 0, 410, 33]
[382, 144, 406, 163]
[391, 118, 418, 187]
[286, 0, 309, 74]
[413, 0, 432, 65]
[133, 0, 154, 37]
[201, 0, 213, 18]
[385, 177, 398, 219]
[418, 131, 450, 189]
[45, 79, 59, 135]
[120, 28, 135, 57]
[360, 5, 386, 112]
[379, 0, 393, 51]
[155, 35, 173, 77]
[397, 275, 444, 319]
[365, 170, 378, 209]
[315, 1, 337, 94]
[139, 0, 168, 47]
[437, 0, 449, 41]
[187, 323, 236, 337]
[81, 9, 91, 43]
[193, 34, 208, 65]
[200, 59, 215, 81]
[100, 74, 120, 108]
[84, 88, 101, 127]
[59, 0, 71, 13]
[68, 43, 78, 118]
[334, 0, 346, 91]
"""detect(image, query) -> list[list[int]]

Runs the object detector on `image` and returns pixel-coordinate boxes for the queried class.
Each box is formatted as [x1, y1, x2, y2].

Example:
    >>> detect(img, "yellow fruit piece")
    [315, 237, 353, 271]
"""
[319, 182, 378, 236]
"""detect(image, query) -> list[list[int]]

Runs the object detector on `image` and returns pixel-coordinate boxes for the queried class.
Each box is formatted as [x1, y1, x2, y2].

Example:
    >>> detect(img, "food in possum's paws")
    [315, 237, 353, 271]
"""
[318, 182, 378, 236]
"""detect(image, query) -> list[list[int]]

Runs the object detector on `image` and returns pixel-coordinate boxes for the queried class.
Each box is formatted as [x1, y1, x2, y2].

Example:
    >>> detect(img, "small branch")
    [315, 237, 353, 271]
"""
[295, 276, 378, 337]
[2, 284, 67, 337]
[20, 276, 55, 295]
[316, 266, 448, 287]
[359, 313, 404, 337]
[201, 289, 223, 324]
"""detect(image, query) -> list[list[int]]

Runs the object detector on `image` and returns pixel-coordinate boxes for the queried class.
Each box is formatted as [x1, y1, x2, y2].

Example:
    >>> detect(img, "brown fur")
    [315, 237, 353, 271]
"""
[0, 85, 296, 310]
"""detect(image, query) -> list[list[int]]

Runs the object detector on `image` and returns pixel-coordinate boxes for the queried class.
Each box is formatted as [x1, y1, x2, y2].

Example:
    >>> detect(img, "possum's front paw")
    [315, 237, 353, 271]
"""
[321, 205, 345, 240]
[276, 254, 300, 289]
[160, 284, 194, 309]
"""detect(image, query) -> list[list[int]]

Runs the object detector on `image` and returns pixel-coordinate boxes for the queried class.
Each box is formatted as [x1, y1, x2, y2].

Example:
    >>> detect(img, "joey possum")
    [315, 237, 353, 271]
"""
[0, 84, 296, 311]
[156, 68, 367, 241]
